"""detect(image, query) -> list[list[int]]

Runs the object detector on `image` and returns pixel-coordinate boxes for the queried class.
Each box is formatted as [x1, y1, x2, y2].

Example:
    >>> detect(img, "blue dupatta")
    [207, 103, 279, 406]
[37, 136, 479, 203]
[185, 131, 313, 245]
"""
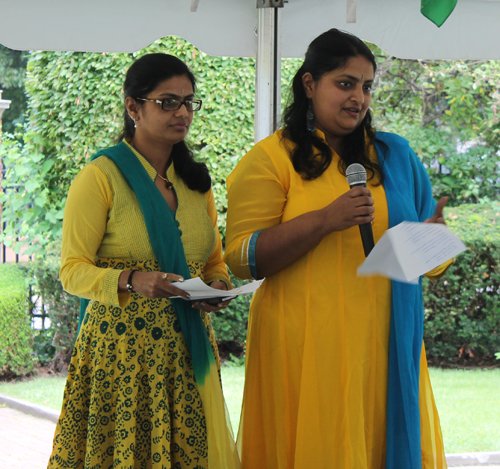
[375, 132, 437, 469]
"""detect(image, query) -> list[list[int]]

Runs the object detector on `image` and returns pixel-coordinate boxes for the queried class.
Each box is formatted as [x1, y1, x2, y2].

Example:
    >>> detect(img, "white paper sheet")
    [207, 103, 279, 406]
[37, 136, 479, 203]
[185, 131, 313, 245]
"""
[170, 277, 264, 301]
[357, 222, 466, 284]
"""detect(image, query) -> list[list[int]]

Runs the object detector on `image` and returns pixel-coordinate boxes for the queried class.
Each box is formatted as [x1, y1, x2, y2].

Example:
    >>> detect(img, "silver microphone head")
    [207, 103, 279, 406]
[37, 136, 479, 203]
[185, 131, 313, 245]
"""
[346, 163, 367, 187]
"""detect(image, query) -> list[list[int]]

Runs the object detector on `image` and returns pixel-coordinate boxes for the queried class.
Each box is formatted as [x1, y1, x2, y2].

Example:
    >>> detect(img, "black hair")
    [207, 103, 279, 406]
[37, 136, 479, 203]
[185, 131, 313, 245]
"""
[282, 29, 383, 184]
[119, 53, 210, 193]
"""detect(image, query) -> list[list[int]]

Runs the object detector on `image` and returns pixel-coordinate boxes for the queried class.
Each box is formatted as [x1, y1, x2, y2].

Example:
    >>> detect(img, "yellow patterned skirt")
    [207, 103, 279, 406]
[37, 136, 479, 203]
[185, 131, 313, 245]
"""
[48, 258, 220, 469]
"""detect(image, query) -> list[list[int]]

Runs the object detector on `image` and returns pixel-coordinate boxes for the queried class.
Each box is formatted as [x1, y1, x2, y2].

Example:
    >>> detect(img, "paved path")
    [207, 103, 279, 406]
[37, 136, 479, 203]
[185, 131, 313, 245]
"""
[0, 405, 56, 468]
[1, 401, 499, 468]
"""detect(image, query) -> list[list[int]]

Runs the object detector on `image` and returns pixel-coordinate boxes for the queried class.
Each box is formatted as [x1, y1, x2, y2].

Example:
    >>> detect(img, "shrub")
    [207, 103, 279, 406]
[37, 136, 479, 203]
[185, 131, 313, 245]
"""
[30, 241, 80, 368]
[423, 202, 500, 361]
[211, 273, 251, 347]
[32, 328, 56, 366]
[0, 263, 34, 377]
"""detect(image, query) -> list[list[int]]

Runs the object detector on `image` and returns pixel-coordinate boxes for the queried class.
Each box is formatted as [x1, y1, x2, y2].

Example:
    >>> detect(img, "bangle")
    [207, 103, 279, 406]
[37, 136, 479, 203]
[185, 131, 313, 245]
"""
[126, 271, 137, 293]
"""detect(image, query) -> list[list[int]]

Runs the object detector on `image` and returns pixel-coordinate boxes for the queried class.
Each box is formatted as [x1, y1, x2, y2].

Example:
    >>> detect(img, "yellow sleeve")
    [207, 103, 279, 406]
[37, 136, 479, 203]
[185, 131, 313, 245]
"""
[203, 188, 232, 289]
[224, 143, 287, 279]
[424, 258, 454, 280]
[60, 164, 130, 308]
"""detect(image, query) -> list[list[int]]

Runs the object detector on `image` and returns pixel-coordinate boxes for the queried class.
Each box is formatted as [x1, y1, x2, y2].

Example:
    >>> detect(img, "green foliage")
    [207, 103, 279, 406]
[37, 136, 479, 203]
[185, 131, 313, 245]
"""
[0, 45, 27, 88]
[225, 353, 246, 368]
[0, 45, 28, 133]
[210, 273, 251, 345]
[0, 133, 66, 254]
[0, 263, 34, 376]
[0, 38, 258, 255]
[372, 53, 500, 204]
[30, 241, 80, 364]
[4, 40, 500, 257]
[423, 203, 500, 361]
[32, 328, 56, 366]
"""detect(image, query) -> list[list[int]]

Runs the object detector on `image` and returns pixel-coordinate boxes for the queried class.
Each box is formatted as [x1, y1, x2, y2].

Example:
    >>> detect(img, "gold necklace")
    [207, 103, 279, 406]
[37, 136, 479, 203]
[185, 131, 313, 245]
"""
[157, 173, 173, 189]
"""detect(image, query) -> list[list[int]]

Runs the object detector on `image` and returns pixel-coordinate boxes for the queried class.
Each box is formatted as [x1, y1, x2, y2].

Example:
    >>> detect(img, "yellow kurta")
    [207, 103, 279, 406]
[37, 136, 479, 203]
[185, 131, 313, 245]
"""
[59, 141, 230, 307]
[224, 130, 447, 469]
[49, 141, 232, 469]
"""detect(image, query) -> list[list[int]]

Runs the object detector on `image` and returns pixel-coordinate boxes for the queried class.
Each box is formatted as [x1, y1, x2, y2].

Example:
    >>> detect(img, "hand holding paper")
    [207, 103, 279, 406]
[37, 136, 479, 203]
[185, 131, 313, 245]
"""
[358, 221, 466, 284]
[171, 277, 264, 302]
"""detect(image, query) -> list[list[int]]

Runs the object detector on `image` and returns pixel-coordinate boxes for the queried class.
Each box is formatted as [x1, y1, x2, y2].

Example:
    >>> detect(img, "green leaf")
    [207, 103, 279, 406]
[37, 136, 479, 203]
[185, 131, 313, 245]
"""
[24, 179, 41, 193]
[41, 159, 55, 174]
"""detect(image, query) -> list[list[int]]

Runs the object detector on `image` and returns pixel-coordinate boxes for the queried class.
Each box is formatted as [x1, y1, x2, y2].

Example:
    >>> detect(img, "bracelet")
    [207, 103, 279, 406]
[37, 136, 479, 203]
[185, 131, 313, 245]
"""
[126, 271, 137, 293]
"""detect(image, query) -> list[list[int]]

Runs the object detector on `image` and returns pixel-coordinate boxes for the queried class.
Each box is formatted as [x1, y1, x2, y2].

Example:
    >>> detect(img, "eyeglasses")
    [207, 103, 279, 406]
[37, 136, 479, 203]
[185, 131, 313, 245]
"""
[135, 97, 202, 112]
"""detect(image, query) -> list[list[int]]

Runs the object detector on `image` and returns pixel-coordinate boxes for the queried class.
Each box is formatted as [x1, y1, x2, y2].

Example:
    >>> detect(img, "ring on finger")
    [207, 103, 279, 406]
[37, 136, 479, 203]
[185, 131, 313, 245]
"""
[162, 273, 169, 281]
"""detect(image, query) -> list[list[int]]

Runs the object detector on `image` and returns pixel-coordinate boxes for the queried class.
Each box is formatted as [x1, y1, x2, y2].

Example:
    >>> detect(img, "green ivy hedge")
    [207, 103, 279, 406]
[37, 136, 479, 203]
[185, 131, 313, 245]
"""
[423, 202, 500, 361]
[0, 38, 300, 255]
[0, 263, 34, 377]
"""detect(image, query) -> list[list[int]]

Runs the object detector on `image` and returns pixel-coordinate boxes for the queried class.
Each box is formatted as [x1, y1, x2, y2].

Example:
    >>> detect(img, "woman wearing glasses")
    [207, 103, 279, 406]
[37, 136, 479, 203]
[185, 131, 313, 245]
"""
[48, 54, 240, 469]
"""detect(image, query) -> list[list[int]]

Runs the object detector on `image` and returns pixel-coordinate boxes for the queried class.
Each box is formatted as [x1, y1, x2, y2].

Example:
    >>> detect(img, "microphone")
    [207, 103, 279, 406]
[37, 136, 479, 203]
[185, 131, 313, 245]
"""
[346, 163, 375, 257]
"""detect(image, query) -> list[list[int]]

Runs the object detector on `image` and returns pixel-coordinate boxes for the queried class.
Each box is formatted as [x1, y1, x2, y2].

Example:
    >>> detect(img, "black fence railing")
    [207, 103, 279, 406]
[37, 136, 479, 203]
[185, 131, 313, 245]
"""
[29, 283, 50, 331]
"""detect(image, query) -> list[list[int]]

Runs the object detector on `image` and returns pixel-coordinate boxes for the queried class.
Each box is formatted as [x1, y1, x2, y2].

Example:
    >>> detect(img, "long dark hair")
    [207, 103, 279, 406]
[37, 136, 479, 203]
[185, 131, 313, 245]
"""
[119, 53, 210, 193]
[282, 29, 383, 183]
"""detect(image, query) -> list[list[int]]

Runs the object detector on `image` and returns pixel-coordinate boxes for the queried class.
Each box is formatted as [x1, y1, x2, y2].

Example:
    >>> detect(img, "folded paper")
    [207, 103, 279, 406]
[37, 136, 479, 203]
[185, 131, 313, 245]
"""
[358, 221, 466, 283]
[171, 277, 264, 301]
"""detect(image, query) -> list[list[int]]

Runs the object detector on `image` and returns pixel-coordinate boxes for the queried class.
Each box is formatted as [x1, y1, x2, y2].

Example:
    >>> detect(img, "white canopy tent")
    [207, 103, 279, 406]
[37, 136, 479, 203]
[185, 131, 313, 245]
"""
[1, 0, 500, 140]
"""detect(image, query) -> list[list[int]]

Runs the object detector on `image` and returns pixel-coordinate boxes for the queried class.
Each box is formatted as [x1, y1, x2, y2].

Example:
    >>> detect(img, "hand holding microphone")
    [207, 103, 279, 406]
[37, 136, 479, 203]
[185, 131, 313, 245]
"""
[320, 164, 374, 254]
[346, 163, 375, 257]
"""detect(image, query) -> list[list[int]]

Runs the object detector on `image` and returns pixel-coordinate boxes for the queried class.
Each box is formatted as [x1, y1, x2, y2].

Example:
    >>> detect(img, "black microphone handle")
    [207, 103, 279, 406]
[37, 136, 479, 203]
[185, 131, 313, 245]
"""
[359, 222, 375, 257]
[349, 181, 375, 257]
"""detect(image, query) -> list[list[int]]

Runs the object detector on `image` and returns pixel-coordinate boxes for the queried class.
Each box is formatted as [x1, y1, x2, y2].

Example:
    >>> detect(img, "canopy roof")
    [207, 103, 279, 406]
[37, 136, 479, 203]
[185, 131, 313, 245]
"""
[1, 0, 500, 60]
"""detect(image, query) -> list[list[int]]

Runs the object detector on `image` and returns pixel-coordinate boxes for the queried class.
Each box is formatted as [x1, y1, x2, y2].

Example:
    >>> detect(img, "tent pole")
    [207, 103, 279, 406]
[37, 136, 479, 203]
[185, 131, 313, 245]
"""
[255, 2, 282, 143]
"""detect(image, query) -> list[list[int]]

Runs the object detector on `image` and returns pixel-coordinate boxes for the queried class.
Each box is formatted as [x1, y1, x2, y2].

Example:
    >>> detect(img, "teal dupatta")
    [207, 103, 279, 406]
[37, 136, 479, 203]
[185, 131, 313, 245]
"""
[78, 141, 215, 384]
[375, 132, 438, 469]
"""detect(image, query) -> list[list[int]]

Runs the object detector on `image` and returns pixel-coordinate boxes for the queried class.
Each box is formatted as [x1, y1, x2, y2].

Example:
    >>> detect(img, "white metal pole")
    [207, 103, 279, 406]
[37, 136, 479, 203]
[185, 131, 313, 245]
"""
[255, 5, 281, 143]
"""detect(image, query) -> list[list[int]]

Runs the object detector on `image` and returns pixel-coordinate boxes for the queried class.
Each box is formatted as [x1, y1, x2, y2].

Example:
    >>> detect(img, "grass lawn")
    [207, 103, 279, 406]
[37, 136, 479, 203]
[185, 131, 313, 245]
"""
[0, 366, 499, 453]
[428, 368, 500, 453]
[221, 364, 245, 433]
[0, 375, 67, 411]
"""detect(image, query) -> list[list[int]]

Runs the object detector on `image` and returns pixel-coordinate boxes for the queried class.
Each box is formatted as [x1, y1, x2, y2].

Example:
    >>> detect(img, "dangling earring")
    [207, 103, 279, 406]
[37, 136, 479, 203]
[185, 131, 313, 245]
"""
[306, 105, 315, 132]
[129, 114, 137, 129]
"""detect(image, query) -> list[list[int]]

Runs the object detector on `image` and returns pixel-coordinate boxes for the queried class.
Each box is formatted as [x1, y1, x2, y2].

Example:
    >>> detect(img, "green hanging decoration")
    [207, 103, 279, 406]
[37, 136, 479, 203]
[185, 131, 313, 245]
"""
[421, 0, 458, 27]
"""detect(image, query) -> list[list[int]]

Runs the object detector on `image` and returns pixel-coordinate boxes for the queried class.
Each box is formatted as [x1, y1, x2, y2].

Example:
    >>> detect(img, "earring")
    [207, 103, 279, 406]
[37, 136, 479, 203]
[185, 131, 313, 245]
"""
[306, 105, 315, 132]
[129, 114, 137, 129]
